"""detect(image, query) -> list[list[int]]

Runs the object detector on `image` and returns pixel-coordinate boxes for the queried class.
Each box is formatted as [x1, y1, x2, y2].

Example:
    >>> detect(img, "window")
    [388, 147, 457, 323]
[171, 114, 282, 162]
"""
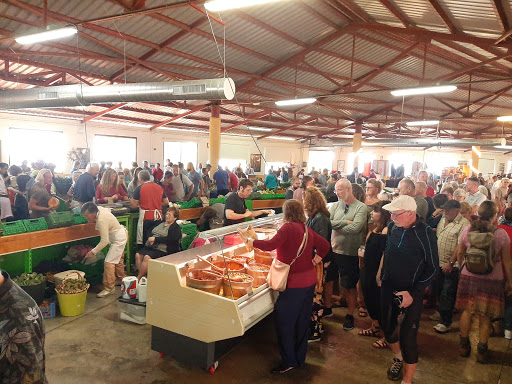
[389, 153, 413, 177]
[308, 150, 334, 172]
[94, 135, 136, 169]
[347, 151, 376, 175]
[164, 141, 198, 167]
[9, 127, 66, 172]
[264, 162, 288, 175]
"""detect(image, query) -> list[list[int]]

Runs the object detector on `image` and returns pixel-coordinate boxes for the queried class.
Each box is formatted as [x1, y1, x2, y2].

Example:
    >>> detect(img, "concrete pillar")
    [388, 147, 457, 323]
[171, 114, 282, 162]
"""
[352, 122, 363, 171]
[471, 146, 480, 176]
[209, 104, 221, 178]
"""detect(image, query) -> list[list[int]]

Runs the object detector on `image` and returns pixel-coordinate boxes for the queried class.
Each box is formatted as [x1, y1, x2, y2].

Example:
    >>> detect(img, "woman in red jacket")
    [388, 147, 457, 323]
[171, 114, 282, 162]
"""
[243, 200, 330, 374]
[95, 168, 128, 204]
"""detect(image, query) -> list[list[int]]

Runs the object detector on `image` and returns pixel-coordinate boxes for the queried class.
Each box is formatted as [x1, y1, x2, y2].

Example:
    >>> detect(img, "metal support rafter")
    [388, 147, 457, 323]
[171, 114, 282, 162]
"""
[149, 104, 211, 131]
[82, 103, 128, 123]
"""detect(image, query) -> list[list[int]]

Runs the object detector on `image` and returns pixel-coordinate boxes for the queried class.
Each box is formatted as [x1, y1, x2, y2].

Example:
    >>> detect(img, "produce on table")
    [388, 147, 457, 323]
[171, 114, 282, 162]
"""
[48, 197, 59, 209]
[224, 272, 253, 283]
[13, 273, 46, 286]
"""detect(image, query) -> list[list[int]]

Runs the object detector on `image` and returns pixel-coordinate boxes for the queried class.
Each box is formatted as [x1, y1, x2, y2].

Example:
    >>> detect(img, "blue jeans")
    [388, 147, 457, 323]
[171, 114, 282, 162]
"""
[505, 295, 512, 330]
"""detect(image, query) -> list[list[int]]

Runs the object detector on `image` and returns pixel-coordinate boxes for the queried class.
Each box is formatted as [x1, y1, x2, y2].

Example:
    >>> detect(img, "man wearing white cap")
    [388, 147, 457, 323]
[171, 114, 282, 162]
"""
[380, 195, 439, 384]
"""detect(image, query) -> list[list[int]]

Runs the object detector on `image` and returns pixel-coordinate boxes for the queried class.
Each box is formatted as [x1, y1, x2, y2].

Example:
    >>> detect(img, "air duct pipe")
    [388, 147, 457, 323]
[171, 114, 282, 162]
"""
[0, 78, 235, 110]
[309, 138, 506, 148]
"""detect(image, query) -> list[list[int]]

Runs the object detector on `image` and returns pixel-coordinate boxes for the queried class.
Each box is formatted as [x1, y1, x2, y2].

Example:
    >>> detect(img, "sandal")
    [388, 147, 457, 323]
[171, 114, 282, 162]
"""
[358, 327, 381, 337]
[358, 306, 369, 318]
[373, 338, 388, 349]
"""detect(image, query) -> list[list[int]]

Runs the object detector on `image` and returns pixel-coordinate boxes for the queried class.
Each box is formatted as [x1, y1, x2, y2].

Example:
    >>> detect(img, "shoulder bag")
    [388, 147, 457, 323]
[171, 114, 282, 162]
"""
[267, 224, 309, 292]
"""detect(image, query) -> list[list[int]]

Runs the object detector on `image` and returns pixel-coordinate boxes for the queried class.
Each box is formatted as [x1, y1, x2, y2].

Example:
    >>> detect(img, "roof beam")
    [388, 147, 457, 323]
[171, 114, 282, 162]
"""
[377, 0, 412, 27]
[258, 117, 317, 140]
[491, 0, 510, 32]
[82, 103, 128, 123]
[221, 111, 270, 132]
[427, 0, 457, 33]
[149, 104, 211, 131]
[297, 1, 339, 29]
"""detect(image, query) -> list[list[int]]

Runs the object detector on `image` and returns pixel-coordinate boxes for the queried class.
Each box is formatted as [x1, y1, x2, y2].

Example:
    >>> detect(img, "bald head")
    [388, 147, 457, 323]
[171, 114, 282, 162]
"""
[398, 179, 415, 197]
[335, 179, 353, 202]
[87, 162, 100, 177]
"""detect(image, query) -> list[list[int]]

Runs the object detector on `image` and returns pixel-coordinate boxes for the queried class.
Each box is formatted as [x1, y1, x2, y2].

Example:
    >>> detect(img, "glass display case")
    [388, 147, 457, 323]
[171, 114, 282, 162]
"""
[146, 214, 283, 372]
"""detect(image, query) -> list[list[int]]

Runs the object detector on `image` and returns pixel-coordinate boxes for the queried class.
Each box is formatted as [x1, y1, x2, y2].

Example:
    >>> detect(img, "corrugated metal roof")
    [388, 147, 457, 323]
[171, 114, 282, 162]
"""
[0, 0, 511, 140]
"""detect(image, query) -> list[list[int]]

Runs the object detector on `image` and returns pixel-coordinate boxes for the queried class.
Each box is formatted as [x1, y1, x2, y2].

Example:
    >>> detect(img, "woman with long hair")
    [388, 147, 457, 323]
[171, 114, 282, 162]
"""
[95, 168, 128, 204]
[241, 200, 330, 374]
[358, 201, 392, 349]
[127, 167, 142, 198]
[303, 187, 332, 342]
[293, 175, 314, 205]
[455, 200, 512, 363]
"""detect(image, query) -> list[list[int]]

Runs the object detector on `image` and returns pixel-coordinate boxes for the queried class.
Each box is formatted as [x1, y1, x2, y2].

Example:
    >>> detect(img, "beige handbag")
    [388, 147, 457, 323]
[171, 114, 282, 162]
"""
[267, 224, 308, 292]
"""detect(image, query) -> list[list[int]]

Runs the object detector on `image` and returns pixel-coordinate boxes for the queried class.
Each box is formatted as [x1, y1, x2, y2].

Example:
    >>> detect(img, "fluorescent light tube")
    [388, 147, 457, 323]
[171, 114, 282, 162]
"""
[495, 145, 512, 149]
[265, 136, 296, 141]
[16, 27, 77, 45]
[205, 0, 280, 11]
[406, 120, 440, 126]
[275, 97, 316, 106]
[391, 85, 457, 97]
[247, 126, 272, 132]
[498, 116, 512, 122]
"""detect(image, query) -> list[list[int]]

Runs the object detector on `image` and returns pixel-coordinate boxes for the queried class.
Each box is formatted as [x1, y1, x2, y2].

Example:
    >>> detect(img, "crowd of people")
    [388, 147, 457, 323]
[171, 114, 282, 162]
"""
[241, 168, 512, 384]
[2, 157, 512, 383]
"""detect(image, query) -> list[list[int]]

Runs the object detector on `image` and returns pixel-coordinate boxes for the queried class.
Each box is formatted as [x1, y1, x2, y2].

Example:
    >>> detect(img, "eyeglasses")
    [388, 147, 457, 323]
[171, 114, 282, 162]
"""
[391, 211, 408, 218]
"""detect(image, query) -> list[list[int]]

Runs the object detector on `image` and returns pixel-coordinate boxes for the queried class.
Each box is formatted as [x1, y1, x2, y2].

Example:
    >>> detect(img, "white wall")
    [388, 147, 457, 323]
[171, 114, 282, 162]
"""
[0, 112, 306, 174]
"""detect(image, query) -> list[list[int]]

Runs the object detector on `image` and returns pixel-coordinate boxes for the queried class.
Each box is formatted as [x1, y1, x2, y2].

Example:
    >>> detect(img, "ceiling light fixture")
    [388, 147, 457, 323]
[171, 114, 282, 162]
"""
[265, 136, 297, 141]
[247, 126, 272, 132]
[494, 145, 512, 149]
[15, 26, 77, 45]
[391, 85, 457, 97]
[497, 116, 512, 122]
[205, 0, 280, 11]
[275, 97, 316, 106]
[406, 120, 440, 126]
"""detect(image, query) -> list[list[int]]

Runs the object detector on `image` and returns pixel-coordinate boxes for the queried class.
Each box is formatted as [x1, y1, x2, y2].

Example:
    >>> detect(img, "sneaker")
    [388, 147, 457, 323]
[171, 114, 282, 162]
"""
[387, 358, 403, 381]
[97, 288, 115, 298]
[323, 307, 333, 318]
[433, 323, 451, 334]
[271, 365, 296, 374]
[308, 333, 321, 343]
[429, 312, 441, 321]
[505, 330, 512, 340]
[343, 314, 355, 331]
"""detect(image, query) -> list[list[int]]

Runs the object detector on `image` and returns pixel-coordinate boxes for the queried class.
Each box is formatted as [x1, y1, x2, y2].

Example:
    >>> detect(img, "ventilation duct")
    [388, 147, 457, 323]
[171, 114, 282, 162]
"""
[309, 138, 506, 148]
[0, 78, 235, 110]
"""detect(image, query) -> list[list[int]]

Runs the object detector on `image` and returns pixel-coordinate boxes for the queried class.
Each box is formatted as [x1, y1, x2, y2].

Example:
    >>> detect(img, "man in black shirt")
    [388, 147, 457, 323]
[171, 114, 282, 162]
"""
[381, 195, 438, 384]
[224, 179, 271, 226]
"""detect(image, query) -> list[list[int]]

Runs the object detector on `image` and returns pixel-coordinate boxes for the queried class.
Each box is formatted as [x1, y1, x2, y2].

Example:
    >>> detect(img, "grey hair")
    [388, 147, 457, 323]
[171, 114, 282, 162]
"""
[138, 170, 151, 182]
[86, 162, 99, 171]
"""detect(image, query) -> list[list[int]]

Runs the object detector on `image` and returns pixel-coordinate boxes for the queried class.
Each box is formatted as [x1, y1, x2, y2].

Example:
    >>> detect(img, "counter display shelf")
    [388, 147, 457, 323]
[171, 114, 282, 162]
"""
[146, 215, 283, 372]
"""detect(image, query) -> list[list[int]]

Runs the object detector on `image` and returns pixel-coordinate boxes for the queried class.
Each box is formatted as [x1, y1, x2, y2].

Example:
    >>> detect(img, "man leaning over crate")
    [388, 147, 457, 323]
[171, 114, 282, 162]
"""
[81, 202, 127, 298]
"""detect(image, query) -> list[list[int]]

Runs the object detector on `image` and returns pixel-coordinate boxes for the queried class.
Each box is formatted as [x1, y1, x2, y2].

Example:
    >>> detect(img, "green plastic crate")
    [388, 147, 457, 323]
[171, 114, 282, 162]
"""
[46, 211, 74, 229]
[179, 223, 197, 235]
[56, 196, 68, 212]
[67, 260, 104, 285]
[23, 218, 48, 232]
[209, 198, 226, 205]
[1, 220, 27, 235]
[274, 193, 285, 199]
[72, 214, 88, 225]
[181, 235, 195, 250]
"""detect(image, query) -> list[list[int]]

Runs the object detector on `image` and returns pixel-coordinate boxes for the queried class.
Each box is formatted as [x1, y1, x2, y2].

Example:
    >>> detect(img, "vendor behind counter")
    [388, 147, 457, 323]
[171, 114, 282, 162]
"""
[224, 179, 272, 226]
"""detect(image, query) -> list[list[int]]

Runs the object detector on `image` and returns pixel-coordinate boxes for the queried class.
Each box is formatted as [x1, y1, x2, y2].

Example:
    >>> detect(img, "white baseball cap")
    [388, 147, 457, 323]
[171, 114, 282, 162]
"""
[382, 195, 417, 212]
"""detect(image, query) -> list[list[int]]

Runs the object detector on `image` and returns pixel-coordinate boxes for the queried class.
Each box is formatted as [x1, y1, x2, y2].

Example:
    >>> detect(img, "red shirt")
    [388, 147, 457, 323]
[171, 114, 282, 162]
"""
[152, 168, 164, 182]
[229, 172, 239, 191]
[134, 182, 165, 221]
[95, 184, 127, 204]
[253, 222, 330, 288]
[426, 186, 435, 197]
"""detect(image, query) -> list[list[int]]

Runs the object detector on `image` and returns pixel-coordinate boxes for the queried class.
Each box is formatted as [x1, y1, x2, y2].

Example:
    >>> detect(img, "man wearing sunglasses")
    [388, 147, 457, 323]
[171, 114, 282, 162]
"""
[380, 195, 439, 384]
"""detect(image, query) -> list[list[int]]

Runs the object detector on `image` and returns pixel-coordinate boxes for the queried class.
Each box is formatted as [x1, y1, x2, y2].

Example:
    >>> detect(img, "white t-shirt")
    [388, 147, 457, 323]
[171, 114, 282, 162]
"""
[465, 191, 487, 208]
[171, 174, 193, 202]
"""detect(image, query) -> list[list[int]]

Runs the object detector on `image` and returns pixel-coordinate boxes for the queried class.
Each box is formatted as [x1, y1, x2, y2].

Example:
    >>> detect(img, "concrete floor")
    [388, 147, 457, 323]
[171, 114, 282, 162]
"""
[45, 287, 512, 384]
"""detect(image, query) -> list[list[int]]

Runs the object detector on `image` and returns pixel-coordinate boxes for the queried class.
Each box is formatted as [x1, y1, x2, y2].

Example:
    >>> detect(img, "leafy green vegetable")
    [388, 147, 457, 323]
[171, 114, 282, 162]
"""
[13, 273, 46, 286]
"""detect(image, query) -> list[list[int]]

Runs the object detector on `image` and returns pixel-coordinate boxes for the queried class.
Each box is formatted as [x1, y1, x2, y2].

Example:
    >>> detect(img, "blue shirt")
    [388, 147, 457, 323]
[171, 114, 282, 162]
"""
[264, 173, 278, 189]
[282, 171, 289, 183]
[213, 169, 229, 190]
[73, 172, 96, 203]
